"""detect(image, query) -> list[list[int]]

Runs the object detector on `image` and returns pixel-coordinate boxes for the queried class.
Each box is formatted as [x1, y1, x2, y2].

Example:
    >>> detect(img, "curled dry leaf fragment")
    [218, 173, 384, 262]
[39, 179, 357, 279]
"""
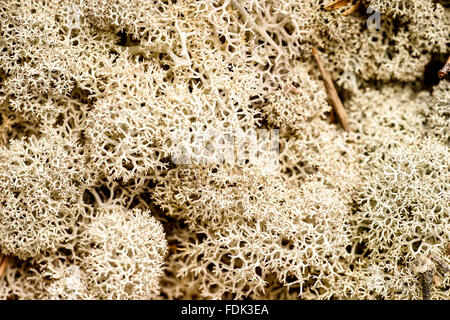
[325, 0, 362, 16]
[325, 0, 351, 10]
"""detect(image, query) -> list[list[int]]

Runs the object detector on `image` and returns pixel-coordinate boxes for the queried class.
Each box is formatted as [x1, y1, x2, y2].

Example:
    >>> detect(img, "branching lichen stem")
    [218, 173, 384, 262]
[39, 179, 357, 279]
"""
[230, 0, 283, 55]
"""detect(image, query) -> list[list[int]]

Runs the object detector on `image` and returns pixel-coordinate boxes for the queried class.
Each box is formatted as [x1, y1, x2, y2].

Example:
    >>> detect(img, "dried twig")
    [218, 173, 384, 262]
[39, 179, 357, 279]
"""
[438, 56, 450, 79]
[413, 253, 449, 300]
[311, 47, 351, 131]
[0, 254, 9, 277]
[420, 269, 434, 300]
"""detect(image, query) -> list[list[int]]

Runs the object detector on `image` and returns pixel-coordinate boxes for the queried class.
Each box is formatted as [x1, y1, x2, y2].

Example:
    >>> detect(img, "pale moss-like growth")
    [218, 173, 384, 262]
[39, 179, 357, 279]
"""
[153, 165, 352, 299]
[153, 165, 299, 226]
[260, 61, 360, 199]
[85, 53, 171, 182]
[314, 0, 449, 91]
[216, 0, 319, 91]
[0, 258, 44, 300]
[0, 249, 81, 300]
[78, 205, 167, 299]
[329, 84, 450, 300]
[367, 0, 447, 18]
[157, 217, 206, 300]
[0, 1, 77, 109]
[351, 137, 449, 299]
[0, 106, 39, 146]
[346, 84, 429, 158]
[85, 49, 261, 182]
[0, 0, 448, 301]
[262, 62, 330, 130]
[0, 130, 92, 259]
[0, 183, 166, 300]
[0, 0, 117, 119]
[79, 0, 160, 35]
[278, 121, 359, 202]
[44, 265, 92, 300]
[422, 80, 449, 143]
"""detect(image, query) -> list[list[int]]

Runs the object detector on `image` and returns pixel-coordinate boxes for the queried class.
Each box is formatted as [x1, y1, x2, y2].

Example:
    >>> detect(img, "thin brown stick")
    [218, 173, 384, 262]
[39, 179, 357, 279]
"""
[438, 56, 450, 79]
[324, 0, 350, 10]
[312, 47, 351, 132]
[0, 254, 9, 277]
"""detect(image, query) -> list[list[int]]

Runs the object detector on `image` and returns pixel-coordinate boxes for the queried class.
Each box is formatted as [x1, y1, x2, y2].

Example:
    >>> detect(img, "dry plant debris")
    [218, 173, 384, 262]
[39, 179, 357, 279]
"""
[312, 47, 352, 131]
[0, 0, 448, 300]
[412, 254, 449, 300]
[325, 0, 362, 16]
[0, 254, 8, 278]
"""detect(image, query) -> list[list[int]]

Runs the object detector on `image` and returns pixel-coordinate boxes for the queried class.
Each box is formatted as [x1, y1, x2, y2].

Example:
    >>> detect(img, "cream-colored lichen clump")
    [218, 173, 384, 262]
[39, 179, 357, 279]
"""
[0, 0, 448, 300]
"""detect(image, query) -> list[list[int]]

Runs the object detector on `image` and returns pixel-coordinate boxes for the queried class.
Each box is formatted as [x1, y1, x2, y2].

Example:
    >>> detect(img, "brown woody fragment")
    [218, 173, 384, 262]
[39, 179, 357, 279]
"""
[324, 0, 351, 10]
[312, 47, 351, 132]
[438, 56, 450, 79]
[0, 254, 8, 277]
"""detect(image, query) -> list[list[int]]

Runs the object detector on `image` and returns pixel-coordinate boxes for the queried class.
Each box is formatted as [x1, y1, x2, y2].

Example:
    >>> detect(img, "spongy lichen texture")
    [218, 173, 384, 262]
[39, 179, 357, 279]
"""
[0, 0, 449, 300]
[0, 130, 92, 260]
[77, 205, 168, 299]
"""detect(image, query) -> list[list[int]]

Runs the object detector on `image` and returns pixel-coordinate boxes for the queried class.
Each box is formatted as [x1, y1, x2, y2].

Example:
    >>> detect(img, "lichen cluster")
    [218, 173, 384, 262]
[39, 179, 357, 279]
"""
[0, 0, 448, 300]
